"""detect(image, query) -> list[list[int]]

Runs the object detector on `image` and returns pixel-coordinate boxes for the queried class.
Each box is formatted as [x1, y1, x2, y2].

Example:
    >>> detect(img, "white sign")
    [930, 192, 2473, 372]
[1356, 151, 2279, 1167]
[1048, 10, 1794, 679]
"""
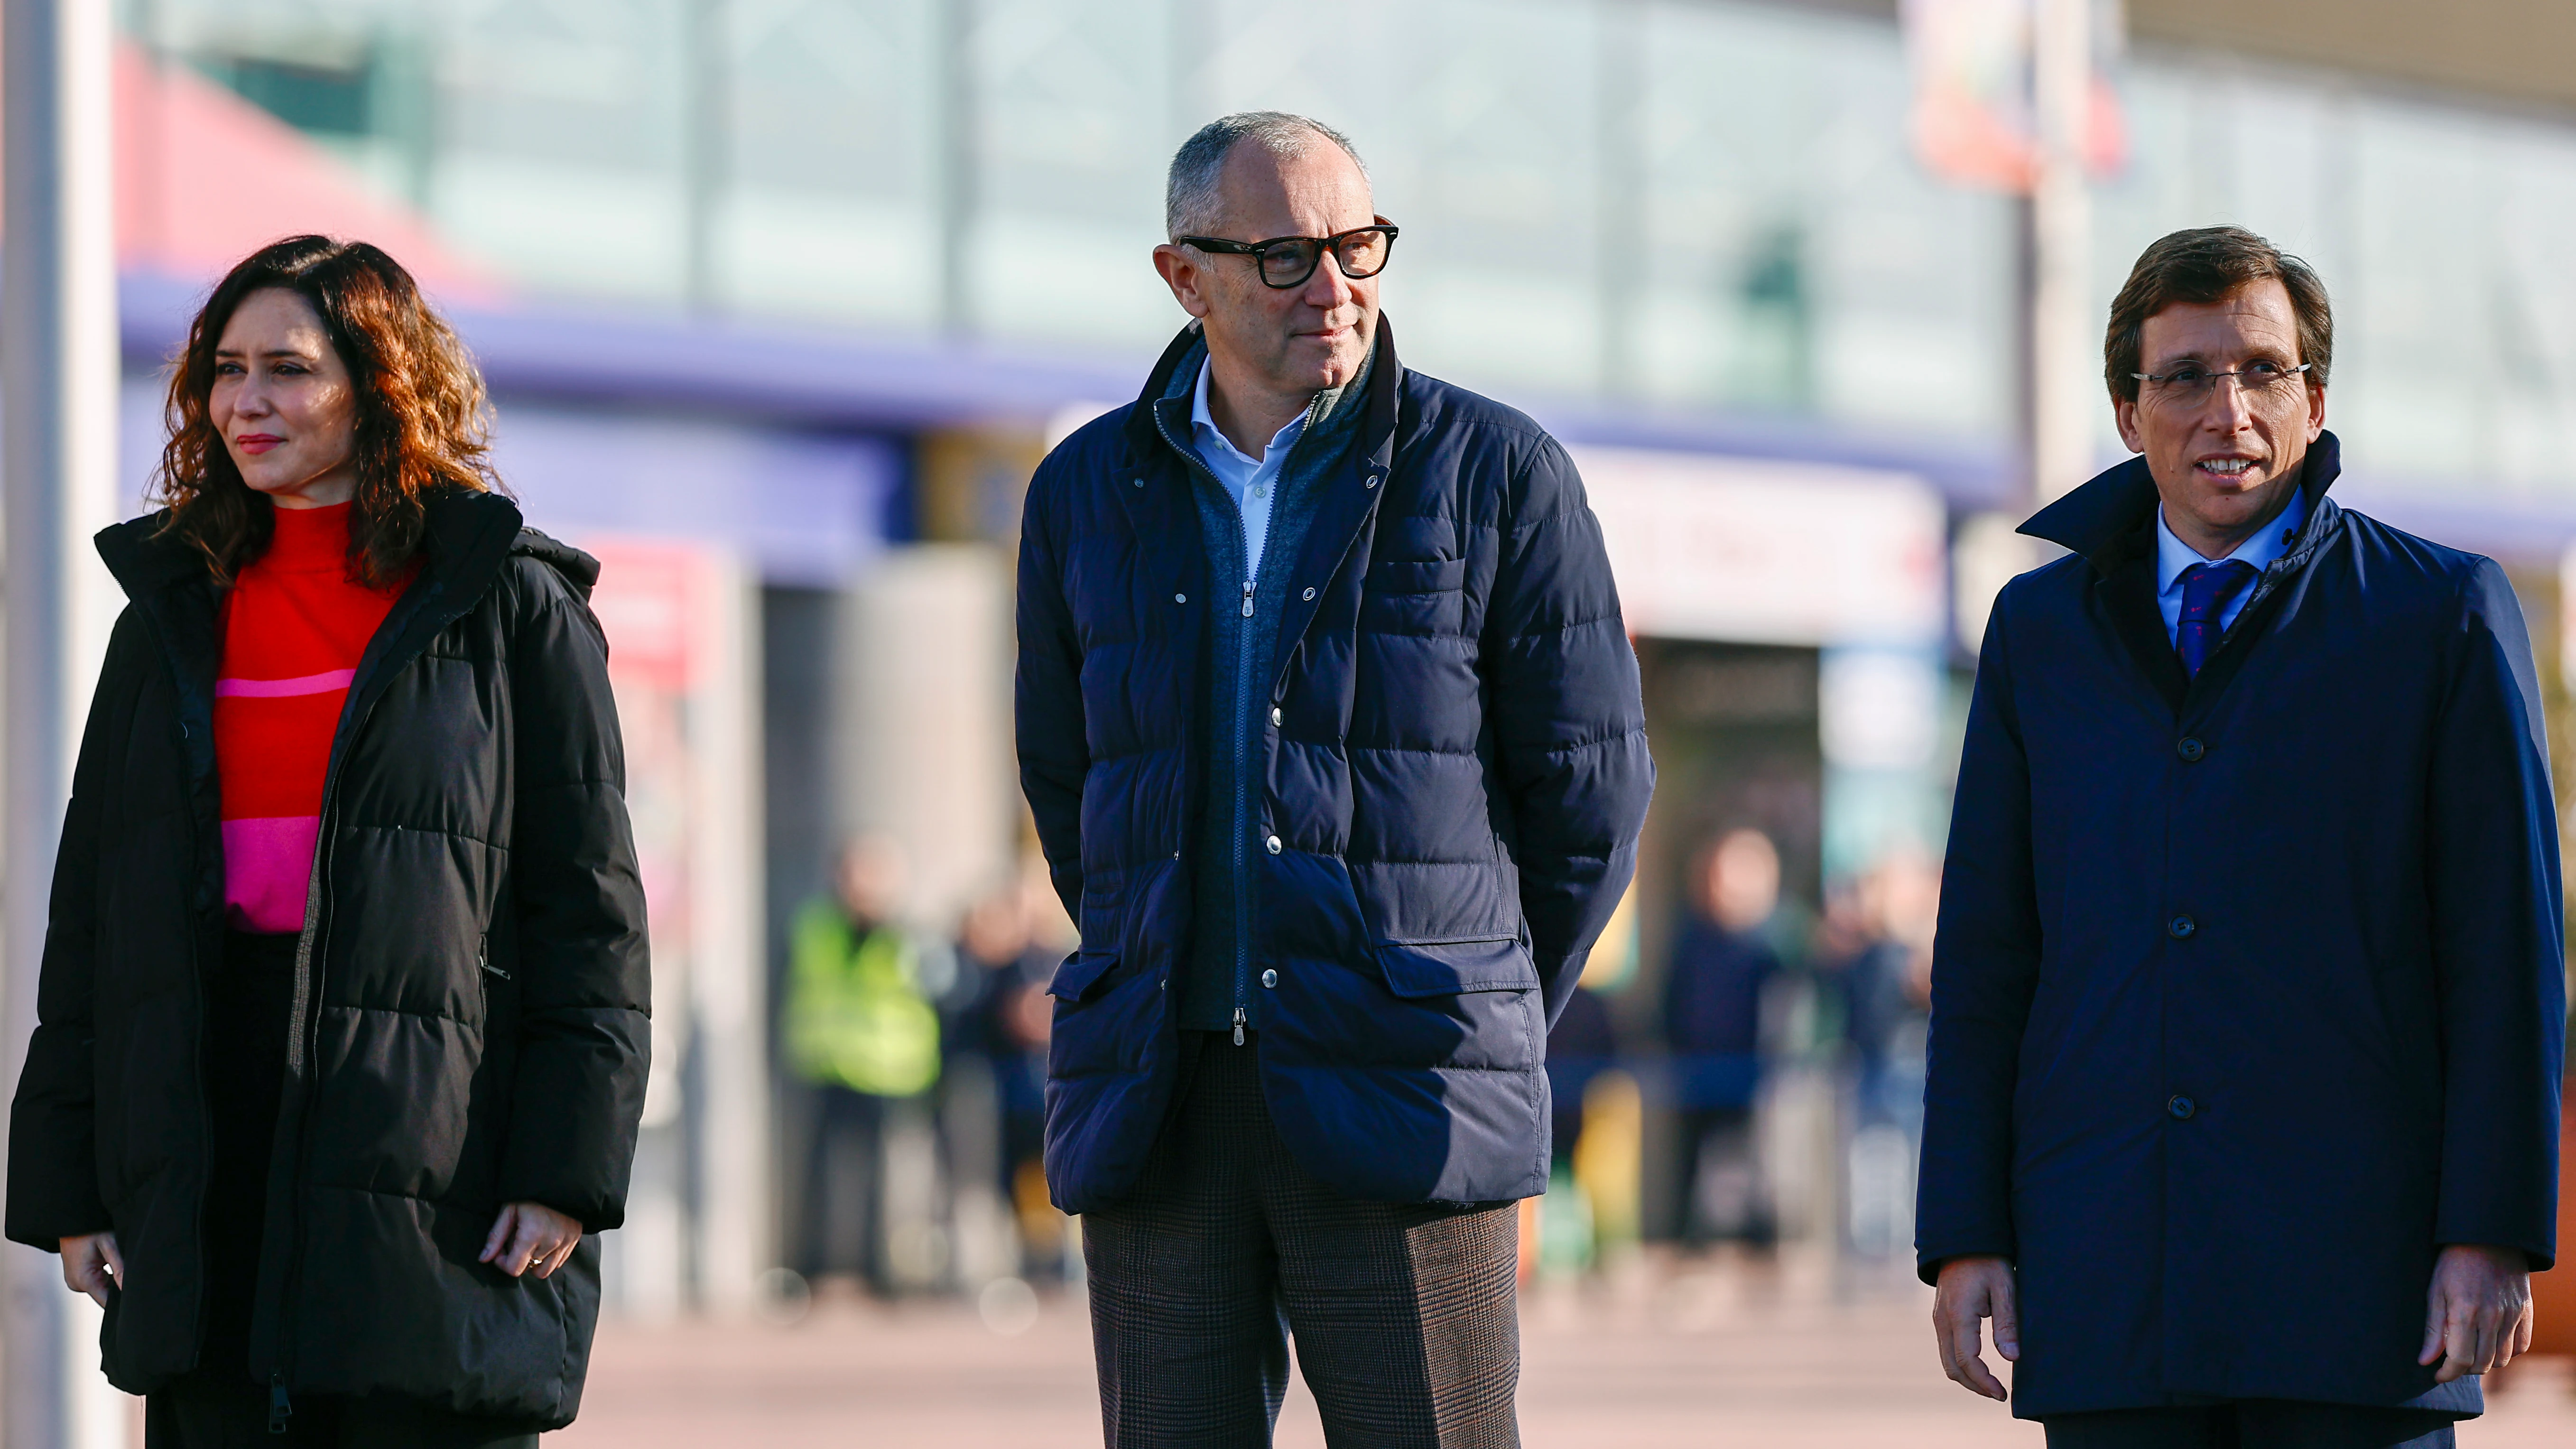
[1571, 446, 1949, 647]
[1821, 649, 1945, 770]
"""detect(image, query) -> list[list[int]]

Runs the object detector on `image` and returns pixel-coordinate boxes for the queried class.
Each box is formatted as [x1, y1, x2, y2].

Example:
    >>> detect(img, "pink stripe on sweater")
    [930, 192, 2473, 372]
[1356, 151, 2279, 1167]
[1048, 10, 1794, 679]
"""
[222, 816, 319, 933]
[215, 669, 355, 699]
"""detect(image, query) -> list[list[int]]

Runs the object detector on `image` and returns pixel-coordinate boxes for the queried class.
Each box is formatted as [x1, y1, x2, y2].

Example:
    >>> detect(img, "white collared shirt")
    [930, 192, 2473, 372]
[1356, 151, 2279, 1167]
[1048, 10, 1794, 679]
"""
[1189, 358, 1307, 581]
[2154, 487, 2308, 644]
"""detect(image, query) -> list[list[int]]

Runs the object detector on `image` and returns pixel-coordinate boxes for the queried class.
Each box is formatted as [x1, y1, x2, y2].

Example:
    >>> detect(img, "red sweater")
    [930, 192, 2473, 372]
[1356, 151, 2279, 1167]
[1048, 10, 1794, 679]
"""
[214, 504, 408, 933]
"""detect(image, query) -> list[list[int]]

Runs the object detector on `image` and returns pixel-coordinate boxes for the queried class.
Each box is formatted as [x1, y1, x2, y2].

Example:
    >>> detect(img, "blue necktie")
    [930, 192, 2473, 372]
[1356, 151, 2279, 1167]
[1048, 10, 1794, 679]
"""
[2175, 560, 2259, 678]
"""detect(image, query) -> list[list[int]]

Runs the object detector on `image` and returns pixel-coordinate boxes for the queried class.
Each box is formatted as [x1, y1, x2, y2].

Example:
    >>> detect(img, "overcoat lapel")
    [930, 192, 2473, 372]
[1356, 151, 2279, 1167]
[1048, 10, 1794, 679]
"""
[2096, 543, 2187, 715]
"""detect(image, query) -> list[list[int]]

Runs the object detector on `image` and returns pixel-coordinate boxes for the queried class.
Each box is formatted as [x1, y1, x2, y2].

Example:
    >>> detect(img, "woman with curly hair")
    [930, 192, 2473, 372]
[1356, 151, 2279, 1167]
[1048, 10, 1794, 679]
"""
[4, 236, 650, 1447]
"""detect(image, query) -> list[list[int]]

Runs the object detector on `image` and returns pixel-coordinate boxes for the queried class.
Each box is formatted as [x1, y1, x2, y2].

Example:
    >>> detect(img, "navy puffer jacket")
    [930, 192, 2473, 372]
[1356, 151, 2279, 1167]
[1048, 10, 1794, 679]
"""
[1016, 318, 1654, 1212]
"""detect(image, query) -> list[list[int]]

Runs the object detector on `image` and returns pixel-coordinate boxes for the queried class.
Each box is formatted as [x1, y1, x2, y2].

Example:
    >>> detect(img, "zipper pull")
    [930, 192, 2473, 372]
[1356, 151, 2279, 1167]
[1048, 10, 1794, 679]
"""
[1232, 1006, 1247, 1046]
[269, 1375, 293, 1434]
[1240, 580, 1254, 618]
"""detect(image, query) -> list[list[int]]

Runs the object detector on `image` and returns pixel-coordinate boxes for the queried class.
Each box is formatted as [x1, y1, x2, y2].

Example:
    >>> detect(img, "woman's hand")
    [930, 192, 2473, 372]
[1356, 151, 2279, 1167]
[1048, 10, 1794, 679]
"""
[480, 1202, 584, 1280]
[60, 1232, 124, 1308]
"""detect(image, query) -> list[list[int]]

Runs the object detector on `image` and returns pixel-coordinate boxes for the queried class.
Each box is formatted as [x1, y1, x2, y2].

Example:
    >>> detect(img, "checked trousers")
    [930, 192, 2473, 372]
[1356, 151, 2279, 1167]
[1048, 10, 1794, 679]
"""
[1082, 1033, 1522, 1448]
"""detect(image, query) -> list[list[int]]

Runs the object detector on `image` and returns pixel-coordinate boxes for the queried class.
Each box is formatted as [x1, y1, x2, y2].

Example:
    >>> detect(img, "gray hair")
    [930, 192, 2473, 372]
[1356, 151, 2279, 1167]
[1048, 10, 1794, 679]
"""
[1165, 111, 1369, 241]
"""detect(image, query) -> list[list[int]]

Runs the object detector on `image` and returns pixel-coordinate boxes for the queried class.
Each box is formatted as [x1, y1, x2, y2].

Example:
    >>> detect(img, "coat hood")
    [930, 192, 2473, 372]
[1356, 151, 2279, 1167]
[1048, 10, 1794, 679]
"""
[511, 526, 601, 600]
[93, 489, 585, 605]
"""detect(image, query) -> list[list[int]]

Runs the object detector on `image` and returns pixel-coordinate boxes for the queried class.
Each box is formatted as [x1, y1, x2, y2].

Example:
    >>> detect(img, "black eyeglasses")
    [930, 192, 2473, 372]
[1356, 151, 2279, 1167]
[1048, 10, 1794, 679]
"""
[1175, 224, 1400, 289]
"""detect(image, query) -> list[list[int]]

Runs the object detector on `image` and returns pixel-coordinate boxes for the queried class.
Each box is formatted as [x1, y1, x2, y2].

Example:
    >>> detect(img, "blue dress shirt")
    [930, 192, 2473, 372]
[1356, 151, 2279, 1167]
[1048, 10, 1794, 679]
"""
[1188, 357, 1306, 581]
[2154, 486, 2307, 645]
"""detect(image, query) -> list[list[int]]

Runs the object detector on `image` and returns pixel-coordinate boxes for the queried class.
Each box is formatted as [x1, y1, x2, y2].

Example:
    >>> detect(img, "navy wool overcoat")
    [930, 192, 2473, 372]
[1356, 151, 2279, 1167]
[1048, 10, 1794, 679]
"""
[1015, 318, 1654, 1213]
[1918, 433, 2565, 1420]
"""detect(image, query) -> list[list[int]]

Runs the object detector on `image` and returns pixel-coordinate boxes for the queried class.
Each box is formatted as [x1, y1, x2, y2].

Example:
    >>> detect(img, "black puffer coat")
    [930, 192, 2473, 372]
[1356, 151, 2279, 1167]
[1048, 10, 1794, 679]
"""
[5, 489, 650, 1428]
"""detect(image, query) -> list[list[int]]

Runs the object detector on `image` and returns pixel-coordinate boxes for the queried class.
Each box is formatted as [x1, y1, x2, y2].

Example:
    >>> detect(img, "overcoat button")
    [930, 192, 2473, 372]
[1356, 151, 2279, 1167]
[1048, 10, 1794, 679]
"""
[1261, 969, 1279, 989]
[2168, 915, 2196, 939]
[1133, 478, 1145, 488]
[1364, 476, 1379, 489]
[1270, 707, 1283, 726]
[1175, 593, 1186, 604]
[1302, 587, 1316, 601]
[2167, 1095, 2196, 1120]
[1265, 835, 1282, 855]
[2176, 736, 2205, 762]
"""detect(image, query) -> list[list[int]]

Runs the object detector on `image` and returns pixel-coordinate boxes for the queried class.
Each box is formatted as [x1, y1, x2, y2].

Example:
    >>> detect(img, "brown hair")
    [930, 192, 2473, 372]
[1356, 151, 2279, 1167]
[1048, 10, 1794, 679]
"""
[2103, 225, 2333, 404]
[154, 236, 500, 585]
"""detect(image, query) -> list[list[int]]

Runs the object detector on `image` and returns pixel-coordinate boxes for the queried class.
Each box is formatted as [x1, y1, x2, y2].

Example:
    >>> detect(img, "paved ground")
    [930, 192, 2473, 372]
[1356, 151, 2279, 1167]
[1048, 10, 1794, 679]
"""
[549, 1256, 2576, 1447]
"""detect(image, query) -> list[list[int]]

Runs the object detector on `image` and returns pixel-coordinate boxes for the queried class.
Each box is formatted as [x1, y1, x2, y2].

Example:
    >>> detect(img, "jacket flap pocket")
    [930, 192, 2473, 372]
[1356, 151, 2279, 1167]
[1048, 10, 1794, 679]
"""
[1371, 557, 1467, 593]
[1375, 937, 1537, 999]
[1049, 949, 1121, 1003]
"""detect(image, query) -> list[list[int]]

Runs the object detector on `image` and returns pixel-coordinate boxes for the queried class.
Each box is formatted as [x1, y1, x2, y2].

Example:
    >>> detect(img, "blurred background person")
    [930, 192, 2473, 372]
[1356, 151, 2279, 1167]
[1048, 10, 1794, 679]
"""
[5, 237, 649, 1444]
[1661, 827, 1785, 1257]
[783, 834, 941, 1297]
[1548, 971, 1621, 1187]
[1816, 849, 1938, 1264]
[948, 875, 1069, 1282]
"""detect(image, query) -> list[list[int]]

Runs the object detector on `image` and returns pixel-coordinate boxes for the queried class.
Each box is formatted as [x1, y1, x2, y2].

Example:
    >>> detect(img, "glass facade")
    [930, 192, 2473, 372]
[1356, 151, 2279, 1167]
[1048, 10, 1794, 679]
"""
[118, 0, 2576, 501]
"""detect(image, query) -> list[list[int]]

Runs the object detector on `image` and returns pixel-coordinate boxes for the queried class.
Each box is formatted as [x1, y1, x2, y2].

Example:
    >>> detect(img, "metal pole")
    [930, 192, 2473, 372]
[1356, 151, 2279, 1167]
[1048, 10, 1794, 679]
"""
[682, 0, 726, 312]
[934, 0, 975, 335]
[3, 0, 124, 1444]
[1594, 0, 1643, 399]
[2029, 0, 2094, 503]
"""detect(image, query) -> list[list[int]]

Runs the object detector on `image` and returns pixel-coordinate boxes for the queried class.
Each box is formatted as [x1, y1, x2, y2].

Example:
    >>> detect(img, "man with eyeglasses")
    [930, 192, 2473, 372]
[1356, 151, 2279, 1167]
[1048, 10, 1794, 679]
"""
[1014, 111, 1651, 1445]
[1919, 225, 2563, 1448]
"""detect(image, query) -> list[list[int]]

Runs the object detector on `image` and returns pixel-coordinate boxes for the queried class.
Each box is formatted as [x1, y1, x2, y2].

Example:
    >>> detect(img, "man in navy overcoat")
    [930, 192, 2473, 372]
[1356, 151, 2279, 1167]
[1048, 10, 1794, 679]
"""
[1918, 225, 2565, 1449]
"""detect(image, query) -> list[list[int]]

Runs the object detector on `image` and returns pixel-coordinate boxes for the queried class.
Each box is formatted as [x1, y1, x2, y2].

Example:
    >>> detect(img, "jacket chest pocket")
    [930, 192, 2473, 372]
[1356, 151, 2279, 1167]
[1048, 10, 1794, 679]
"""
[1360, 557, 1467, 637]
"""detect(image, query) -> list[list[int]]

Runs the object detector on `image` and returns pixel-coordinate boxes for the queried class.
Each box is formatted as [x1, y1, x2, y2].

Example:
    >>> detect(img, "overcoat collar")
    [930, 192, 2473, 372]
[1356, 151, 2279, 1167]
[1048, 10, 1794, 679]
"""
[2020, 429, 2345, 575]
[2017, 430, 2348, 716]
[93, 486, 531, 609]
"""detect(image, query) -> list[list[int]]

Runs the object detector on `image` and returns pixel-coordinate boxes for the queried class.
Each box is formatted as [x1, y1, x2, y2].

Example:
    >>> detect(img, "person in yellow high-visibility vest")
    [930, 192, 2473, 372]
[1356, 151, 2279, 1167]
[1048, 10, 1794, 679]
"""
[783, 836, 940, 1292]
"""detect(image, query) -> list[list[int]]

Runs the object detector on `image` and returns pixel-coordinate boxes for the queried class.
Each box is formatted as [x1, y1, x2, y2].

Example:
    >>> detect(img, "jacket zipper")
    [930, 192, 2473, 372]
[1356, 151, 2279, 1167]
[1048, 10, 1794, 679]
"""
[1228, 390, 1334, 1044]
[178, 710, 222, 1374]
[269, 777, 343, 1433]
[1231, 576, 1255, 1044]
[267, 617, 414, 1428]
[1154, 385, 1336, 1048]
